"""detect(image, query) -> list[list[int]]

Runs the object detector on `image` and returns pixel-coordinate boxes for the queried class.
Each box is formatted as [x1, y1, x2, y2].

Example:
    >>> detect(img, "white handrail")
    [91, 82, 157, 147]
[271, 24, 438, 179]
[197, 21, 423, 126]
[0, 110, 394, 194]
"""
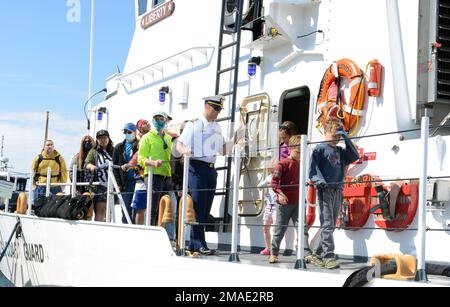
[416, 109, 430, 282]
[146, 157, 154, 226]
[45, 167, 52, 197]
[118, 46, 215, 81]
[295, 135, 308, 269]
[229, 145, 241, 262]
[180, 155, 190, 254]
[71, 165, 77, 198]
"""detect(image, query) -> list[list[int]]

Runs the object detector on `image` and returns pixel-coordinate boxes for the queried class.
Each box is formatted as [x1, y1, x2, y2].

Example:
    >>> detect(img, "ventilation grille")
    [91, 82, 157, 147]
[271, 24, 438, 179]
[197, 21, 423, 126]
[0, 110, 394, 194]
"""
[437, 0, 450, 100]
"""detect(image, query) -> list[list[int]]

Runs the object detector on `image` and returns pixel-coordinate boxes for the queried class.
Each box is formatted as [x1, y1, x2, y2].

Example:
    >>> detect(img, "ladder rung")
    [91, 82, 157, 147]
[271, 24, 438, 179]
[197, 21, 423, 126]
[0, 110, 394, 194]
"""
[220, 91, 234, 97]
[223, 29, 237, 35]
[216, 166, 228, 171]
[217, 116, 232, 122]
[218, 66, 236, 75]
[219, 41, 238, 51]
[215, 192, 227, 196]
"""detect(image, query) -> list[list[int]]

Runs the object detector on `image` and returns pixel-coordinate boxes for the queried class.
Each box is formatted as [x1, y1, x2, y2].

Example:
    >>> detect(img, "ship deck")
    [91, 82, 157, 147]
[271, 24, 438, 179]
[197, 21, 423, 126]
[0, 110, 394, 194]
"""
[195, 248, 450, 287]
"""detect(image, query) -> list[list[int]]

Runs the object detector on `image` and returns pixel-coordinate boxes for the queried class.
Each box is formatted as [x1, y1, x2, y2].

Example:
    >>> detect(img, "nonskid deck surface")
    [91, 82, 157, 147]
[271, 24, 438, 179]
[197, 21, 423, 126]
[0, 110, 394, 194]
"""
[187, 248, 450, 286]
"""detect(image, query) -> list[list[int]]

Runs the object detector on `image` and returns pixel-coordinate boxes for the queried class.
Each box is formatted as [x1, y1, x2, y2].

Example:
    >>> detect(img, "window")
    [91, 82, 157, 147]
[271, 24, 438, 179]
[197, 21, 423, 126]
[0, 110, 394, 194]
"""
[138, 0, 148, 16]
[153, 0, 165, 7]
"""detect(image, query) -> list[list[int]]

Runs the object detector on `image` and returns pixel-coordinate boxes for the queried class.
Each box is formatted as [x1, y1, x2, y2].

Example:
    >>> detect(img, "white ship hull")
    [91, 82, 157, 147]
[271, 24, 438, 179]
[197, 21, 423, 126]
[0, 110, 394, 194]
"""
[0, 212, 441, 287]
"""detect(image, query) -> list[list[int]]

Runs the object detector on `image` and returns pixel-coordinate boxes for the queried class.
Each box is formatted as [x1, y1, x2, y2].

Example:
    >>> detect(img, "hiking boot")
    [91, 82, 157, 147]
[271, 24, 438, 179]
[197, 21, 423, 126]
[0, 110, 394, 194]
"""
[304, 254, 313, 263]
[310, 254, 324, 266]
[323, 258, 340, 269]
[268, 255, 279, 264]
[259, 248, 270, 255]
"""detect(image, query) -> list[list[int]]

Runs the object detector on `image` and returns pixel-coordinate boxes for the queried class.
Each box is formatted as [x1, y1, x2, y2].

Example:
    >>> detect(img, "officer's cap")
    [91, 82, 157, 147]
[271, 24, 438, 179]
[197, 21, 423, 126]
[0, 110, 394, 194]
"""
[203, 95, 225, 108]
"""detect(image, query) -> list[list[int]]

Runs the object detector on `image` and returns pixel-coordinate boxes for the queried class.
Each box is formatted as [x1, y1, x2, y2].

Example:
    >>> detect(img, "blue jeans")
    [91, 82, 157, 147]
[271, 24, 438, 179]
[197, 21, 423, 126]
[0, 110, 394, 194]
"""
[163, 192, 178, 241]
[33, 186, 62, 204]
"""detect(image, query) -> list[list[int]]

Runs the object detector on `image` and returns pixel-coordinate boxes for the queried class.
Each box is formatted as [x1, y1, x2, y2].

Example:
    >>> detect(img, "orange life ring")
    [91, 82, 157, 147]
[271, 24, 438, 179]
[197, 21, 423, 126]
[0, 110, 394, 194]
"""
[372, 182, 419, 231]
[305, 182, 316, 227]
[337, 175, 373, 229]
[317, 58, 366, 133]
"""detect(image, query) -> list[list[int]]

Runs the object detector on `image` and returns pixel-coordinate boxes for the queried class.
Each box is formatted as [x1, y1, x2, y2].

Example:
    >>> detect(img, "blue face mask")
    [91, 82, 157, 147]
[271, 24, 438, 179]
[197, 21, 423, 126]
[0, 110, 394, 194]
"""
[124, 133, 135, 142]
[152, 118, 166, 132]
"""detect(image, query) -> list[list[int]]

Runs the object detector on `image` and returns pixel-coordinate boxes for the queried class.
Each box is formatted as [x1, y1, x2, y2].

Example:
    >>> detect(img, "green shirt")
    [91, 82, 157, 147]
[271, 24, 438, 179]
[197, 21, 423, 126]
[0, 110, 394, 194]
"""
[138, 130, 172, 177]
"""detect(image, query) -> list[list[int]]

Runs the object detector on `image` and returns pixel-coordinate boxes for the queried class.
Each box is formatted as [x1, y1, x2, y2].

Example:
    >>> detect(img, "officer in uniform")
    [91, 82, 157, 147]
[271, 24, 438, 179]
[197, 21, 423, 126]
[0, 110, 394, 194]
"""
[177, 95, 237, 255]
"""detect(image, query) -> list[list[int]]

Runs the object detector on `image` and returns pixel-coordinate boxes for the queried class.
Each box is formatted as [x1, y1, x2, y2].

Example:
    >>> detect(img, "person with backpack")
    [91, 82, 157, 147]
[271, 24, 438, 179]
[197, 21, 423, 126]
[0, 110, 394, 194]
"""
[32, 139, 68, 204]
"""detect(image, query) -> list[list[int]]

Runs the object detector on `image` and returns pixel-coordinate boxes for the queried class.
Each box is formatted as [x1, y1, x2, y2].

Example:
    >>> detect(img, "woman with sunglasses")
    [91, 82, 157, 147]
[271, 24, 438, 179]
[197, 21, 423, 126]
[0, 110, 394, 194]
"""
[137, 111, 173, 226]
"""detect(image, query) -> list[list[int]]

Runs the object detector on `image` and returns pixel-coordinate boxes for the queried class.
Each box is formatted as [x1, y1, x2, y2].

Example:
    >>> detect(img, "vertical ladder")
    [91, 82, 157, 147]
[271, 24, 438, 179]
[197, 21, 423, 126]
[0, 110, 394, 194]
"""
[213, 0, 245, 232]
[212, 0, 263, 232]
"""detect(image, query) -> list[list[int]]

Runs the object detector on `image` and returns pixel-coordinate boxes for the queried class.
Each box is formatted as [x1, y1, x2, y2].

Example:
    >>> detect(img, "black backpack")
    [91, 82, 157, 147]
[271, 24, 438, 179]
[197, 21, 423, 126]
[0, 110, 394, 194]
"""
[34, 195, 91, 220]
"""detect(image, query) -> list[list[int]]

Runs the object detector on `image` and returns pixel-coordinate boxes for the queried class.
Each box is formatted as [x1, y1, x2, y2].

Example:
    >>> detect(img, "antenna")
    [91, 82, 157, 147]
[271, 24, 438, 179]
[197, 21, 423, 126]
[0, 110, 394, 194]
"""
[1, 135, 4, 158]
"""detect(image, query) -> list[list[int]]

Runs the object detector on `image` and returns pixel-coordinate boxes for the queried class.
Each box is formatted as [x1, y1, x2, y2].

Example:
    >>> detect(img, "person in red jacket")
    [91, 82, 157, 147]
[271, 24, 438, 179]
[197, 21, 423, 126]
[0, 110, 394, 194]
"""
[269, 135, 312, 264]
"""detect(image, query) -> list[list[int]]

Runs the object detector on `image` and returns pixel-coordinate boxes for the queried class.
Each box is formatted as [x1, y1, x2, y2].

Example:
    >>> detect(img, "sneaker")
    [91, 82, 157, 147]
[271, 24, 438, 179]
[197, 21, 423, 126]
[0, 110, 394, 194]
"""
[199, 247, 217, 256]
[310, 254, 324, 267]
[268, 255, 279, 264]
[304, 254, 313, 263]
[323, 258, 340, 269]
[259, 248, 270, 255]
[282, 249, 294, 256]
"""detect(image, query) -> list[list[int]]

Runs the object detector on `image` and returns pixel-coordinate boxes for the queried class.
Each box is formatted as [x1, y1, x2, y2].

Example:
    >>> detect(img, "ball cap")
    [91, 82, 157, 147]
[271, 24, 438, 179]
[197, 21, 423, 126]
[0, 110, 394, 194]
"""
[159, 111, 172, 121]
[123, 122, 137, 132]
[96, 129, 110, 138]
[153, 111, 169, 119]
[203, 95, 225, 108]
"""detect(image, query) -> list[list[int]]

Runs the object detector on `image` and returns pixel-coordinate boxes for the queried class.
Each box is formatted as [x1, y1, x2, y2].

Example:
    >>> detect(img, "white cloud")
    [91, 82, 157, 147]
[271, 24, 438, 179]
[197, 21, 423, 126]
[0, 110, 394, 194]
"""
[0, 112, 87, 173]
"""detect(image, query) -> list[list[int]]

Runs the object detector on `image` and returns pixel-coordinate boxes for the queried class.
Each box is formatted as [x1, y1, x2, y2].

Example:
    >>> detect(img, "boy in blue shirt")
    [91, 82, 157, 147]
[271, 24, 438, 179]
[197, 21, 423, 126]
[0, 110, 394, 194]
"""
[309, 118, 359, 269]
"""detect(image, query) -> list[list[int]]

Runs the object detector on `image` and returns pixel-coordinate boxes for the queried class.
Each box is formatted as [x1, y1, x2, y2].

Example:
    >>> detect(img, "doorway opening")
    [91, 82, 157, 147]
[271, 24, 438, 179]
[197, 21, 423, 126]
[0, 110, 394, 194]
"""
[279, 86, 310, 135]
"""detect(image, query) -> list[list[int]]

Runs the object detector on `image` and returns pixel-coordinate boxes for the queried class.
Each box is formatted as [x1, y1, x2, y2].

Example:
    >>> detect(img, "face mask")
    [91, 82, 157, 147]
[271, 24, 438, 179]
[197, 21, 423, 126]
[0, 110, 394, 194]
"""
[83, 142, 93, 151]
[152, 118, 166, 132]
[124, 133, 135, 142]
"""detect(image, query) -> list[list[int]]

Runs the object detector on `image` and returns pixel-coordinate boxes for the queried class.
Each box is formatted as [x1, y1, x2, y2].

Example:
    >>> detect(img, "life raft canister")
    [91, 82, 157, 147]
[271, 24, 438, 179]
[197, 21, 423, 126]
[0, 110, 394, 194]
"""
[316, 58, 366, 133]
[372, 182, 419, 231]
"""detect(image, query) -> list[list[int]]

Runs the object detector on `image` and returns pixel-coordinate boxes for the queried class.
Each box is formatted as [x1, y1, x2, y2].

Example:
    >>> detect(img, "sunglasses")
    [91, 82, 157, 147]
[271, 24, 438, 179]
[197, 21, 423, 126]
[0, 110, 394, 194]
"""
[279, 125, 291, 134]
[124, 130, 134, 134]
[209, 104, 222, 112]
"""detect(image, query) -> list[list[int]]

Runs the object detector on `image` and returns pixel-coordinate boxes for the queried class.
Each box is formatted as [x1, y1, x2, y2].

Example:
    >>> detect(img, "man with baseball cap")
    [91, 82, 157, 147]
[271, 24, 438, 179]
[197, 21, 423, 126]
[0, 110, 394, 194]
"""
[137, 111, 173, 226]
[113, 122, 138, 224]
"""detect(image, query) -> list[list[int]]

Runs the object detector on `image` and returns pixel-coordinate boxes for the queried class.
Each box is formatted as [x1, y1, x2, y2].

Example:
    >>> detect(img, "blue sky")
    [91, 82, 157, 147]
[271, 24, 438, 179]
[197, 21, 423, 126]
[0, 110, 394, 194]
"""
[0, 1, 135, 172]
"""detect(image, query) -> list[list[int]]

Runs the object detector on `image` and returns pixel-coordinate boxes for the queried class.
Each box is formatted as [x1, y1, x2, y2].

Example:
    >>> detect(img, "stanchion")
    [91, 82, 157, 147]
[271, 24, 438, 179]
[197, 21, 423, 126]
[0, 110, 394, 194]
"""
[229, 145, 241, 262]
[146, 157, 153, 226]
[45, 167, 51, 197]
[180, 155, 190, 255]
[415, 108, 430, 283]
[295, 135, 308, 270]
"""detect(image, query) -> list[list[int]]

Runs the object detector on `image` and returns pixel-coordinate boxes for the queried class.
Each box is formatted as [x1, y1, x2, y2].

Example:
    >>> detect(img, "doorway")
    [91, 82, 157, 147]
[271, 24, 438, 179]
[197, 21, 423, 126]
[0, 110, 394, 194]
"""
[279, 86, 310, 135]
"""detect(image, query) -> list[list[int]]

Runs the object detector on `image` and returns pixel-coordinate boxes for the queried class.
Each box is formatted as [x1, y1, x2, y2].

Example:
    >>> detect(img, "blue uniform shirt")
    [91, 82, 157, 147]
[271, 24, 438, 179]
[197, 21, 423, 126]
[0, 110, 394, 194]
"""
[178, 115, 225, 164]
